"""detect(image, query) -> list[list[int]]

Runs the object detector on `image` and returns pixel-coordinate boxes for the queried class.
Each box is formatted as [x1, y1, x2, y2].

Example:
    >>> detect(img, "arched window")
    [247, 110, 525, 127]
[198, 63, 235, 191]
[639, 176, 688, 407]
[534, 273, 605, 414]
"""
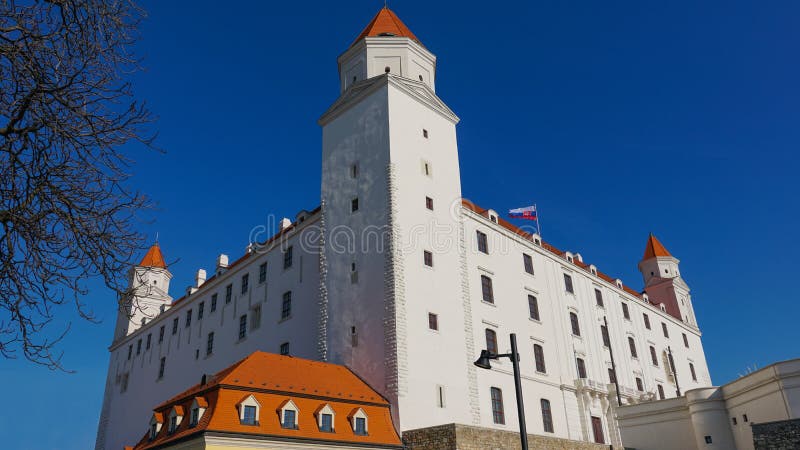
[569, 312, 581, 336]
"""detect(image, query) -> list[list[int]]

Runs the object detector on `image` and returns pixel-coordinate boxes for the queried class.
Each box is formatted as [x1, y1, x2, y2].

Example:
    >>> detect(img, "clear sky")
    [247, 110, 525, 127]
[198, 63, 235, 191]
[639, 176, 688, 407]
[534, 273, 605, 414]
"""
[2, 1, 799, 448]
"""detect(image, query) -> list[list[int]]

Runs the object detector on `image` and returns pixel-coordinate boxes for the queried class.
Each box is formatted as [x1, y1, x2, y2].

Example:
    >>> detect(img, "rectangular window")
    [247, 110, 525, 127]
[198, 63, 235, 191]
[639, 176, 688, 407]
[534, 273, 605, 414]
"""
[282, 409, 296, 429]
[320, 413, 333, 432]
[206, 332, 214, 356]
[225, 284, 232, 303]
[628, 337, 638, 358]
[259, 262, 267, 283]
[238, 315, 247, 340]
[190, 408, 199, 427]
[146, 334, 151, 350]
[127, 345, 132, 360]
[283, 246, 293, 269]
[158, 357, 165, 379]
[595, 288, 603, 307]
[198, 301, 204, 320]
[643, 313, 651, 329]
[636, 377, 644, 391]
[650, 346, 659, 366]
[355, 417, 367, 435]
[564, 274, 574, 294]
[172, 318, 178, 335]
[570, 312, 581, 336]
[683, 333, 689, 348]
[280, 342, 290, 355]
[350, 163, 358, 178]
[523, 254, 534, 275]
[732, 417, 738, 426]
[541, 399, 554, 433]
[491, 387, 505, 424]
[243, 405, 257, 425]
[281, 291, 292, 319]
[423, 250, 433, 267]
[425, 196, 434, 210]
[211, 293, 218, 312]
[159, 326, 165, 343]
[481, 275, 494, 303]
[185, 309, 192, 328]
[528, 295, 540, 321]
[622, 302, 630, 320]
[657, 384, 665, 400]
[576, 357, 587, 379]
[662, 322, 669, 338]
[241, 273, 249, 294]
[428, 313, 438, 331]
[436, 385, 446, 408]
[423, 128, 429, 138]
[690, 363, 697, 381]
[534, 344, 546, 373]
[600, 325, 610, 347]
[136, 339, 141, 355]
[608, 367, 617, 384]
[476, 231, 488, 254]
[351, 197, 359, 213]
[485, 328, 498, 354]
[251, 304, 262, 330]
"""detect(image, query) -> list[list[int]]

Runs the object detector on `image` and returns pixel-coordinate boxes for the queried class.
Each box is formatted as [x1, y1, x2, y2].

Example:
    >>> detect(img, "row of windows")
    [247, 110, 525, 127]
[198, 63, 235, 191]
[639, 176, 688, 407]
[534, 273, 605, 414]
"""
[490, 388, 554, 433]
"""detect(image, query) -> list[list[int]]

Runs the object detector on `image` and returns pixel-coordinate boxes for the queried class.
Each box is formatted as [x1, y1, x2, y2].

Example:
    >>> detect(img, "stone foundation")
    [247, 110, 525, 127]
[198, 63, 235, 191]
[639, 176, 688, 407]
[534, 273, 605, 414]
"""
[752, 418, 800, 450]
[403, 423, 619, 450]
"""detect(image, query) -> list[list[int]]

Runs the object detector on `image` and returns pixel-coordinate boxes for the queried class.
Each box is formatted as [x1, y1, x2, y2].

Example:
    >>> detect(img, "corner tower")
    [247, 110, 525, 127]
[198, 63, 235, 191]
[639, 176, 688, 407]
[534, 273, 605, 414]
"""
[638, 234, 697, 326]
[113, 243, 173, 341]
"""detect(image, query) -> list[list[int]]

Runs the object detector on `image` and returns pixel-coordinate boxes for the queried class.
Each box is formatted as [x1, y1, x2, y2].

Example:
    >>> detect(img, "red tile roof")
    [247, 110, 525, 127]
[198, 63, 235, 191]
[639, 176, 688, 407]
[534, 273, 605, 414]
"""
[642, 233, 672, 259]
[130, 352, 401, 449]
[352, 7, 421, 47]
[139, 243, 166, 269]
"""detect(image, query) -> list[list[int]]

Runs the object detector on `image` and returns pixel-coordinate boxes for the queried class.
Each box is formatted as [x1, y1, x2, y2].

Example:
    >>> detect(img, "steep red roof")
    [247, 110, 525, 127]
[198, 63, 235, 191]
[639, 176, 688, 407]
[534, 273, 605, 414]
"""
[351, 7, 421, 47]
[139, 243, 166, 269]
[642, 233, 672, 260]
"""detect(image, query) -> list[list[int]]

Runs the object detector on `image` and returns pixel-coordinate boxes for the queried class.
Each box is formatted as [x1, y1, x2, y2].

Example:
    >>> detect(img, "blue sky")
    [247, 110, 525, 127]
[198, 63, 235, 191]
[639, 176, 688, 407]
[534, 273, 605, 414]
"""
[2, 1, 799, 448]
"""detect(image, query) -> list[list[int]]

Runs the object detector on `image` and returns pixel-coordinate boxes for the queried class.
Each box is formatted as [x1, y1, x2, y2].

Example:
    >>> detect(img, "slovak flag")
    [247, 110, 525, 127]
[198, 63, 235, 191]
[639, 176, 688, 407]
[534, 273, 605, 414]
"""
[509, 205, 538, 221]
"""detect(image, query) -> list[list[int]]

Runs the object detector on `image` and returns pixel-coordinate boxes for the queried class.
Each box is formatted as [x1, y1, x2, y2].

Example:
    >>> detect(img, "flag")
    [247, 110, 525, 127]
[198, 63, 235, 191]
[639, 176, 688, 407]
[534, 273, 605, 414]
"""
[509, 205, 537, 221]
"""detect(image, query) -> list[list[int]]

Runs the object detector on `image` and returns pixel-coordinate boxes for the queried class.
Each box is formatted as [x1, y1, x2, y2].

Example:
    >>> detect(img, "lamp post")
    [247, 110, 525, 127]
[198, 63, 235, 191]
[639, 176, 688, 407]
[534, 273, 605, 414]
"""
[474, 333, 528, 450]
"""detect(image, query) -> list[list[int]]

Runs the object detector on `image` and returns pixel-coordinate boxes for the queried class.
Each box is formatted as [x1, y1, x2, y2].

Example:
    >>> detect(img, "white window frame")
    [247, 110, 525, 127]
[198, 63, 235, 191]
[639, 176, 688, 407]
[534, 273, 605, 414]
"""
[315, 403, 336, 432]
[278, 399, 299, 429]
[237, 394, 261, 425]
[349, 407, 369, 435]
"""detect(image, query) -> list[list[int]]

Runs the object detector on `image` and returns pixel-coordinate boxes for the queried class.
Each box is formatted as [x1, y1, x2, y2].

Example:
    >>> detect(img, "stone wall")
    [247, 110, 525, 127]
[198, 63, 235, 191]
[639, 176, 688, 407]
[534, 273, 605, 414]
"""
[752, 418, 800, 450]
[403, 423, 620, 450]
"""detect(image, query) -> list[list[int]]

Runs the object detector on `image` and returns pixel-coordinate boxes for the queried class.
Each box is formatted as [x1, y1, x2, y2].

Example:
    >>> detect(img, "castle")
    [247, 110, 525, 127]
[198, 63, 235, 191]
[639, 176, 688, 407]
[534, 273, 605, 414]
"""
[96, 7, 710, 450]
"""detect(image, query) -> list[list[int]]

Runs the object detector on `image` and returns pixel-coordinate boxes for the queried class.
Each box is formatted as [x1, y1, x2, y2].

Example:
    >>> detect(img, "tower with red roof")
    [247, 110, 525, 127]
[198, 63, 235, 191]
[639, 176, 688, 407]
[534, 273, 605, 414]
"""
[114, 243, 173, 340]
[638, 234, 697, 326]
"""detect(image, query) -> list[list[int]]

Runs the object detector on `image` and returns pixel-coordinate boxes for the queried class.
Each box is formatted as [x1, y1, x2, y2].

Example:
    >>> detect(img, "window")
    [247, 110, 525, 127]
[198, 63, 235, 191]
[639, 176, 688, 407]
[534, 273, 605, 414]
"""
[576, 357, 587, 378]
[351, 197, 359, 213]
[242, 405, 258, 425]
[169, 415, 178, 433]
[636, 377, 644, 391]
[198, 301, 204, 320]
[485, 328, 498, 354]
[190, 408, 200, 427]
[241, 273, 249, 294]
[425, 196, 434, 210]
[158, 357, 166, 379]
[704, 436, 713, 444]
[350, 163, 358, 178]
[657, 384, 665, 400]
[206, 332, 214, 356]
[238, 315, 247, 340]
[225, 284, 232, 303]
[608, 368, 617, 384]
[320, 413, 333, 432]
[282, 409, 297, 429]
[476, 231, 488, 253]
[622, 302, 630, 320]
[534, 344, 546, 373]
[528, 295, 540, 321]
[259, 262, 267, 283]
[137, 339, 142, 355]
[185, 309, 192, 328]
[127, 345, 132, 360]
[280, 342, 290, 355]
[428, 313, 438, 331]
[650, 346, 659, 366]
[523, 254, 534, 275]
[683, 333, 689, 348]
[146, 333, 151, 350]
[690, 363, 697, 381]
[643, 313, 651, 329]
[732, 417, 738, 425]
[628, 337, 638, 358]
[595, 289, 603, 307]
[354, 417, 367, 435]
[281, 291, 292, 319]
[159, 326, 165, 343]
[423, 250, 433, 267]
[150, 422, 159, 440]
[436, 385, 446, 408]
[569, 312, 581, 336]
[351, 326, 358, 347]
[490, 387, 505, 424]
[563, 274, 574, 293]
[480, 275, 494, 303]
[283, 246, 293, 269]
[600, 325, 610, 347]
[423, 161, 431, 176]
[211, 294, 217, 312]
[541, 399, 554, 433]
[662, 322, 669, 338]
[422, 129, 428, 138]
[743, 414, 749, 422]
[172, 318, 178, 335]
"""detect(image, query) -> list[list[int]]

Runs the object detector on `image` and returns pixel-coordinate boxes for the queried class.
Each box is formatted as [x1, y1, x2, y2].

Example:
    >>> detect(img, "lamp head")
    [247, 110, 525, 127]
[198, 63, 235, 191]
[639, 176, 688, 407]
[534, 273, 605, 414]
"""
[474, 350, 494, 370]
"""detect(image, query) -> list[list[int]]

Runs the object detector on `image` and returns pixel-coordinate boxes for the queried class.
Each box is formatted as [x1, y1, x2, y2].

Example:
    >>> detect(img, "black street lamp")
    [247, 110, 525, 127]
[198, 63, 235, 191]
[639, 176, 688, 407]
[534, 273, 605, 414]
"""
[474, 333, 528, 450]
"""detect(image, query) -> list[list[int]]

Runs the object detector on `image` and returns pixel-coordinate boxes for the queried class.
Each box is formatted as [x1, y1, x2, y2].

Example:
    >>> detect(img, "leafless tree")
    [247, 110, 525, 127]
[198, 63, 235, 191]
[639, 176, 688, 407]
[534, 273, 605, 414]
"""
[0, 0, 155, 370]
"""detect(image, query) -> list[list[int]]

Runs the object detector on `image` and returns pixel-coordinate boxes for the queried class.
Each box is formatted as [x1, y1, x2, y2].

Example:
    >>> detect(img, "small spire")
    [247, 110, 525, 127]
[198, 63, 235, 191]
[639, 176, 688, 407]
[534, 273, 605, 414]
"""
[351, 5, 421, 48]
[642, 234, 672, 260]
[139, 243, 167, 269]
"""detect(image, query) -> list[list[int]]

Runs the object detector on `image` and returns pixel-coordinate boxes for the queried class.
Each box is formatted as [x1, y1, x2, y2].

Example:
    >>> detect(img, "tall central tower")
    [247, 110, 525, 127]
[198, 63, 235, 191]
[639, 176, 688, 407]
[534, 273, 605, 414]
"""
[320, 7, 477, 430]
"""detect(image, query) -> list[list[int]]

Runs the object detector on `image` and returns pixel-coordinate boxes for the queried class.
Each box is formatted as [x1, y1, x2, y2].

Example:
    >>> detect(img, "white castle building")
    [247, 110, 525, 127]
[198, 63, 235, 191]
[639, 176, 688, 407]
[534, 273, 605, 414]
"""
[95, 7, 711, 450]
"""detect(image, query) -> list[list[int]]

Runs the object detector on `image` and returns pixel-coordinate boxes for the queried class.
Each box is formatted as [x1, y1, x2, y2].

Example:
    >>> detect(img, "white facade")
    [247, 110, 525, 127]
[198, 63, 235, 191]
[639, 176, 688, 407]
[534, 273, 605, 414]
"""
[617, 359, 800, 450]
[96, 8, 713, 450]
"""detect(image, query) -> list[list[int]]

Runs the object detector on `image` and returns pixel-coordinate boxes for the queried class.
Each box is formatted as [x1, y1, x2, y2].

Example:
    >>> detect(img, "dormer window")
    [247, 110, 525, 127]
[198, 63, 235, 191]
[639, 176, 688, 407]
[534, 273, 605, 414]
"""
[167, 406, 183, 434]
[349, 407, 369, 436]
[190, 397, 207, 427]
[278, 399, 299, 429]
[316, 404, 336, 433]
[190, 408, 199, 427]
[149, 413, 164, 440]
[237, 394, 261, 426]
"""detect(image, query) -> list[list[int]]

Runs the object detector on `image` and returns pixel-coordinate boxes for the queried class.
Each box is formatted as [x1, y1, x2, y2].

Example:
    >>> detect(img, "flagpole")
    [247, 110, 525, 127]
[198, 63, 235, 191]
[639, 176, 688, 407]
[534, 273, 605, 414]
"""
[536, 204, 541, 238]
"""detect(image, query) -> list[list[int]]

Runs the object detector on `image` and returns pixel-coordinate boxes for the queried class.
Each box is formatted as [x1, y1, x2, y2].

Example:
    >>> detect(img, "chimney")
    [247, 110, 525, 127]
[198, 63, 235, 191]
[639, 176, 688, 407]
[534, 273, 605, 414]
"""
[186, 285, 198, 296]
[195, 269, 207, 287]
[216, 254, 229, 273]
[279, 218, 292, 231]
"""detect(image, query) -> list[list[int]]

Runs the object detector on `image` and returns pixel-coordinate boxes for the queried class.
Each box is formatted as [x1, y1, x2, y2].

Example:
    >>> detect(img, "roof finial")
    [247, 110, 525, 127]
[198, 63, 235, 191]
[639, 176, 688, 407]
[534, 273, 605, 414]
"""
[155, 231, 159, 244]
[384, 0, 388, 9]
